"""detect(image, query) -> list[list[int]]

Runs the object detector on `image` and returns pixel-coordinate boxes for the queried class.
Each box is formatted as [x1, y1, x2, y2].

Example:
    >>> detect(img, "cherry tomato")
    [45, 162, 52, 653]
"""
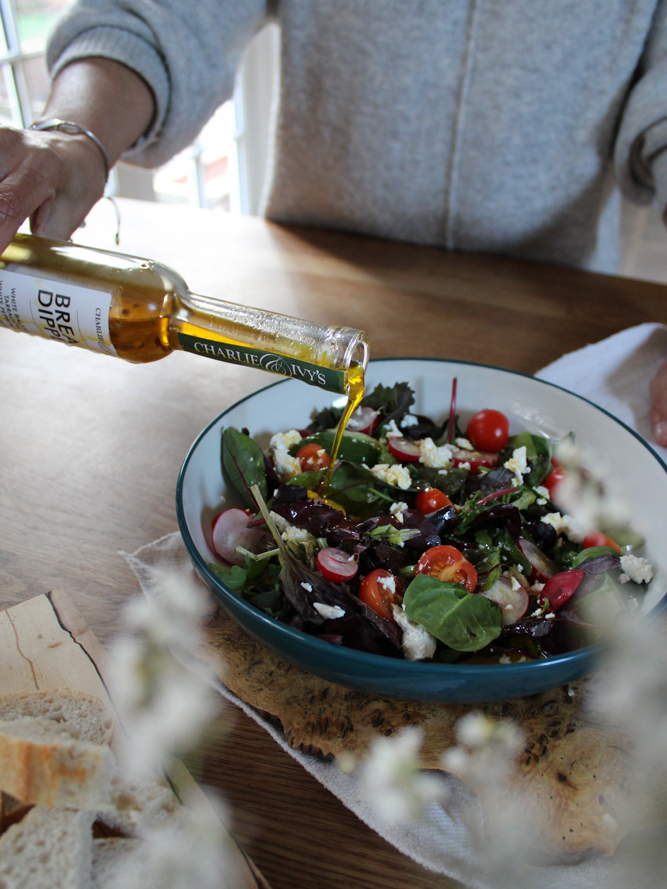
[296, 443, 330, 471]
[317, 547, 359, 582]
[387, 436, 422, 462]
[582, 531, 622, 553]
[539, 569, 585, 611]
[358, 569, 401, 621]
[544, 466, 567, 498]
[466, 410, 510, 453]
[416, 545, 477, 593]
[415, 488, 452, 515]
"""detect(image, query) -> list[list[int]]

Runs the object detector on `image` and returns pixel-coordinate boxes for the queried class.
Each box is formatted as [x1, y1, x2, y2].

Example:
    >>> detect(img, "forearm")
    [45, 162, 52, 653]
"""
[39, 57, 156, 168]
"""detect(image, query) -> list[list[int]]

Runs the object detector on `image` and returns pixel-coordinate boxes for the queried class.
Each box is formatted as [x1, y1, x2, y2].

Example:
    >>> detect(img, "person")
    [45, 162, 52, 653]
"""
[0, 0, 666, 445]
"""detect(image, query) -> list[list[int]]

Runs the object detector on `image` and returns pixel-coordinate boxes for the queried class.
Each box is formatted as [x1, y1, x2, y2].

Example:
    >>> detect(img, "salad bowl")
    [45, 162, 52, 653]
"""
[176, 358, 667, 703]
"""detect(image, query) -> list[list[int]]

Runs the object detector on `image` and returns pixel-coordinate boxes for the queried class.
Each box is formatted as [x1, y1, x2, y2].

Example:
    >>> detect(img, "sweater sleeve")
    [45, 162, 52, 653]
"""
[46, 0, 269, 168]
[614, 0, 667, 215]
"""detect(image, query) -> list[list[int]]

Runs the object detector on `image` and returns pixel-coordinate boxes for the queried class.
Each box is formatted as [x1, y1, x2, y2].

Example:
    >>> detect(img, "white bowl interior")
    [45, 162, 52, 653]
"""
[180, 359, 667, 615]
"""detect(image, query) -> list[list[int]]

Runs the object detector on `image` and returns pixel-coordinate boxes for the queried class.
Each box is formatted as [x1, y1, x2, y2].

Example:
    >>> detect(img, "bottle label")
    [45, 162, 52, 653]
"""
[0, 266, 117, 356]
[177, 333, 347, 393]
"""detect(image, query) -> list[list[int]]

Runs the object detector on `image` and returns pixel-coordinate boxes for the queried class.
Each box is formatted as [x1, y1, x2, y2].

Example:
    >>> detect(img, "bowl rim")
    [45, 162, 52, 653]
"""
[175, 356, 667, 680]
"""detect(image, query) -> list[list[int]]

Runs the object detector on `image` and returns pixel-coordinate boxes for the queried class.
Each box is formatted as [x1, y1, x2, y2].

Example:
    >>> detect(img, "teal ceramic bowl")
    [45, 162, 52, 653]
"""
[176, 358, 667, 703]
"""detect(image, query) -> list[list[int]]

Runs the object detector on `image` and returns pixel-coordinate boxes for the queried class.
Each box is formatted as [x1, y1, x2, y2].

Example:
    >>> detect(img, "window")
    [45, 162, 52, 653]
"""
[0, 0, 68, 127]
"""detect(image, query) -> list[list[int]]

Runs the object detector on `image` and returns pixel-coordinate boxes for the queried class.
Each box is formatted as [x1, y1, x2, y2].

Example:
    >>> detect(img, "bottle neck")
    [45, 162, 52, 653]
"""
[168, 291, 369, 394]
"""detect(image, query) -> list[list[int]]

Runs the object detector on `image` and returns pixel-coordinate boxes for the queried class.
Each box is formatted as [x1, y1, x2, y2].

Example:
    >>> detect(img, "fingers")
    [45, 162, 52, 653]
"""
[0, 126, 105, 252]
[648, 358, 667, 447]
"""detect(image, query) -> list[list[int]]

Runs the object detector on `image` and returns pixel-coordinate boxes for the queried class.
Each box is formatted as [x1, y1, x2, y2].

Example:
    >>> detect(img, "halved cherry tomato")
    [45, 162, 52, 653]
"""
[387, 436, 422, 462]
[450, 447, 498, 473]
[317, 547, 359, 582]
[416, 545, 477, 593]
[539, 569, 585, 611]
[582, 531, 622, 553]
[415, 487, 452, 515]
[296, 443, 330, 471]
[466, 410, 510, 452]
[358, 569, 401, 621]
[544, 466, 566, 498]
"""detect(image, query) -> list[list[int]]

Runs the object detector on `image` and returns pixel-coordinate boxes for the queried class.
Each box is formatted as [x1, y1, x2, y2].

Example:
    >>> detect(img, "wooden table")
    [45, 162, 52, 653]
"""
[2, 197, 666, 889]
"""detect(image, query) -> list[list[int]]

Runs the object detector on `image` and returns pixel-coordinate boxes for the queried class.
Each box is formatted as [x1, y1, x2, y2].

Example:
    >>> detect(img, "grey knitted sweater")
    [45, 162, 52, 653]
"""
[47, 0, 667, 272]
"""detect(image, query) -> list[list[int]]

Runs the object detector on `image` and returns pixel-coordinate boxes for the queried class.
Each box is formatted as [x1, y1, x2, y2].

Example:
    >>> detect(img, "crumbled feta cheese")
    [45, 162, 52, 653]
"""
[510, 576, 522, 592]
[619, 554, 654, 585]
[530, 582, 545, 595]
[392, 606, 437, 661]
[270, 511, 292, 534]
[418, 438, 455, 469]
[537, 497, 548, 505]
[313, 602, 345, 619]
[269, 429, 302, 452]
[530, 607, 543, 618]
[455, 437, 474, 450]
[378, 575, 397, 595]
[389, 501, 409, 516]
[499, 654, 512, 664]
[458, 461, 471, 471]
[503, 446, 529, 484]
[301, 582, 313, 592]
[272, 448, 302, 482]
[282, 526, 316, 545]
[370, 463, 412, 490]
[383, 419, 402, 438]
[535, 485, 550, 499]
[401, 414, 419, 428]
[540, 511, 585, 543]
[546, 613, 555, 620]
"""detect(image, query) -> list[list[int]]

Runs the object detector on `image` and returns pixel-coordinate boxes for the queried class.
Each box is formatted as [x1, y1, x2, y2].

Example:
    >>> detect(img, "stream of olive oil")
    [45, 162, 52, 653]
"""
[321, 362, 365, 494]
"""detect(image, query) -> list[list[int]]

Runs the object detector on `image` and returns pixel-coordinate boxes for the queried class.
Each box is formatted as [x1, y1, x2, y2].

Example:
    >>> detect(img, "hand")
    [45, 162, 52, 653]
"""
[0, 125, 107, 252]
[649, 358, 667, 447]
[0, 59, 155, 254]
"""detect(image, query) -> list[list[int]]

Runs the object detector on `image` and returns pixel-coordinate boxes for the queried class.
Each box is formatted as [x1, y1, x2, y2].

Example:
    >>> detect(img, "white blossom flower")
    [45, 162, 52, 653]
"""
[357, 727, 448, 824]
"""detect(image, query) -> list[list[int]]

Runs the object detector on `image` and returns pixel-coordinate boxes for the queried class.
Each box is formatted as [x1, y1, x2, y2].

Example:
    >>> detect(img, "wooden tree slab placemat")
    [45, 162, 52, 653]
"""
[200, 606, 639, 860]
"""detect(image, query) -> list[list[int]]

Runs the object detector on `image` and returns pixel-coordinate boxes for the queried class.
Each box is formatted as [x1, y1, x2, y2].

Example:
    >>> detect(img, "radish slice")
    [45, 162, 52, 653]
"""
[387, 436, 422, 462]
[450, 447, 498, 473]
[482, 576, 529, 626]
[211, 508, 269, 566]
[517, 538, 558, 583]
[317, 547, 359, 582]
[346, 406, 380, 435]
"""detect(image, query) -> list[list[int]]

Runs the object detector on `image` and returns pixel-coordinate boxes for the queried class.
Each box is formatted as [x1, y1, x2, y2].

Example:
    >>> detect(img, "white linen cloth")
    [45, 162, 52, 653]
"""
[123, 324, 667, 889]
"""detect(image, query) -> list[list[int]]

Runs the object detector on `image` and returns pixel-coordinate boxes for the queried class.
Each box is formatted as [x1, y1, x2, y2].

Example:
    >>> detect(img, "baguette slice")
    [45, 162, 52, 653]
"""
[0, 690, 114, 745]
[0, 717, 114, 808]
[0, 805, 94, 889]
[95, 770, 181, 837]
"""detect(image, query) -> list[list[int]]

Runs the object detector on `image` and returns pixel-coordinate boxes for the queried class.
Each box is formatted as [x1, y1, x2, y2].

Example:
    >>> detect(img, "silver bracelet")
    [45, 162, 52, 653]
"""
[29, 118, 110, 182]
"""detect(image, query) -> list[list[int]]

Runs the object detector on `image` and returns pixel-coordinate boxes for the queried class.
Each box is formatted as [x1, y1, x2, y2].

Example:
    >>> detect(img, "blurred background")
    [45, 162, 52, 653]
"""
[2, 0, 667, 283]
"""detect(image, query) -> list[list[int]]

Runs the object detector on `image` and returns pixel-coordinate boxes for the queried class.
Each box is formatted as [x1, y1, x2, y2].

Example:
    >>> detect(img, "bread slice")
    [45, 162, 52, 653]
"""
[0, 717, 114, 808]
[0, 690, 114, 745]
[0, 805, 94, 889]
[95, 770, 180, 837]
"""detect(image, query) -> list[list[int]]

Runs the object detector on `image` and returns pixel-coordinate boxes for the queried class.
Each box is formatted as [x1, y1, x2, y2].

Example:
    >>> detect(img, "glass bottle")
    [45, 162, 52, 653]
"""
[0, 233, 369, 394]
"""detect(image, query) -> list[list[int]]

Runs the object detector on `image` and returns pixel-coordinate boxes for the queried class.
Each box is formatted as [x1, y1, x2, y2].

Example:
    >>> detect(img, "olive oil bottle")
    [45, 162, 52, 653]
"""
[0, 233, 368, 396]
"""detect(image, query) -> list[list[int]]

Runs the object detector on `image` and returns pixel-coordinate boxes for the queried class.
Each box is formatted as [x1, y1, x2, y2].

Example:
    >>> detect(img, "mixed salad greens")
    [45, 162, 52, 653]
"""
[209, 380, 654, 664]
